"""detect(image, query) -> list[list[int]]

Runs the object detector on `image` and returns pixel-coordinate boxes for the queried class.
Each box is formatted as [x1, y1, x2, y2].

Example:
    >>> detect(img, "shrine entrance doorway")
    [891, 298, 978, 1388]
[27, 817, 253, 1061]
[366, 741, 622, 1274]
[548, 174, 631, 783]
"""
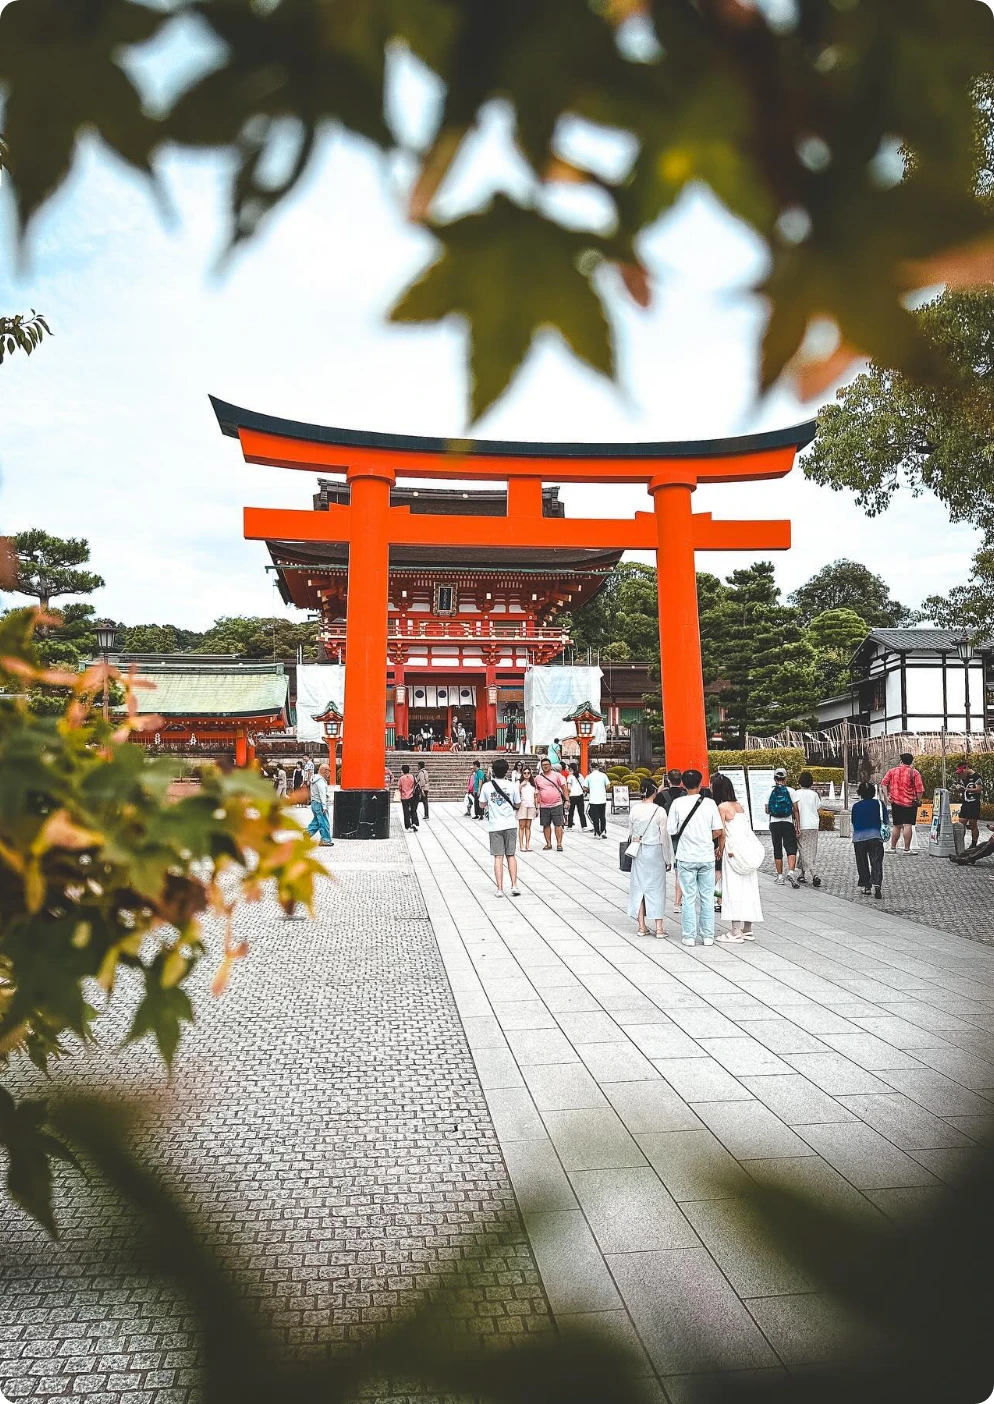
[213, 398, 815, 838]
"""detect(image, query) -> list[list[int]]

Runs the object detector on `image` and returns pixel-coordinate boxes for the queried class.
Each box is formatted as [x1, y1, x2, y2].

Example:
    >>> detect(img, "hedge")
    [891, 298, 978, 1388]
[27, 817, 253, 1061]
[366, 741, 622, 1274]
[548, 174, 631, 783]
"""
[913, 752, 994, 802]
[806, 766, 844, 785]
[707, 748, 806, 784]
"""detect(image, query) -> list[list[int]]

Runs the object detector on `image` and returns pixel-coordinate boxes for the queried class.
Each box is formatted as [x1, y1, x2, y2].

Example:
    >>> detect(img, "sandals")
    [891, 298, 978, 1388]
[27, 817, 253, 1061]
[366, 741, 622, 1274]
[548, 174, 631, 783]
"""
[636, 927, 650, 937]
[556, 846, 563, 852]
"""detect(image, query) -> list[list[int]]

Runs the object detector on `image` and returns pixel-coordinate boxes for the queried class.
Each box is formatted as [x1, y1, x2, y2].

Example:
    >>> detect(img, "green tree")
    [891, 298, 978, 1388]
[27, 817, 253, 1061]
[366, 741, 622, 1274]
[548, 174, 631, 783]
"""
[122, 623, 180, 653]
[802, 292, 994, 542]
[194, 615, 321, 661]
[566, 563, 660, 661]
[805, 607, 869, 698]
[701, 563, 820, 743]
[0, 309, 52, 364]
[3, 1, 994, 419]
[918, 541, 994, 641]
[789, 560, 906, 629]
[10, 528, 104, 613]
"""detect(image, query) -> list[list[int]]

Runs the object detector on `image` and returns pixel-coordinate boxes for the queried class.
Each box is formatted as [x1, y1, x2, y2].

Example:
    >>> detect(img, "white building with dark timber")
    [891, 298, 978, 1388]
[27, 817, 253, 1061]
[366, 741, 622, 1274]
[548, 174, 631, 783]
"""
[816, 628, 993, 738]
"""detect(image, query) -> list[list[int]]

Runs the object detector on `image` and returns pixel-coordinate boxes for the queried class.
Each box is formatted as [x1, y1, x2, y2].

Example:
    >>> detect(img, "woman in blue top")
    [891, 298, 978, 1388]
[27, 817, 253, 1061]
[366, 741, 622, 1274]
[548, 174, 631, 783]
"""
[851, 782, 888, 899]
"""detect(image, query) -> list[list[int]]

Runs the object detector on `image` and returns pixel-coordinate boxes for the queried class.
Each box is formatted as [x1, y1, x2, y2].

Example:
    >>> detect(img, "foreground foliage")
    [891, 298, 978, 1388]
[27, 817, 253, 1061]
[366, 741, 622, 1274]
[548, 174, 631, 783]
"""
[2, 0, 994, 418]
[0, 609, 325, 1232]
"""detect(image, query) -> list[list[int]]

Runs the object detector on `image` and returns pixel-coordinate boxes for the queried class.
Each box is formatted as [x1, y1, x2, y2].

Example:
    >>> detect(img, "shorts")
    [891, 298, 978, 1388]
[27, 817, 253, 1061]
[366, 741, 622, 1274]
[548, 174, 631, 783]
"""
[890, 802, 919, 825]
[958, 801, 981, 821]
[770, 822, 797, 860]
[489, 828, 517, 857]
[539, 803, 565, 829]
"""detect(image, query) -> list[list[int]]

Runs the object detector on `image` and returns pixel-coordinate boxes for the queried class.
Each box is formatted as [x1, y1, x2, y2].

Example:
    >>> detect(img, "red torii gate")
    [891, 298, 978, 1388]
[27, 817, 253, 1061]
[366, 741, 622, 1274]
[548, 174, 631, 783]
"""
[211, 398, 815, 837]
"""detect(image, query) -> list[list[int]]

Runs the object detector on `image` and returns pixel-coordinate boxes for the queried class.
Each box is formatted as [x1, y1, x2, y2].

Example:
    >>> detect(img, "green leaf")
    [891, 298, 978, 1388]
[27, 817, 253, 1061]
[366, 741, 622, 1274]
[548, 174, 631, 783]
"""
[125, 959, 195, 1070]
[391, 195, 614, 420]
[0, 1087, 82, 1236]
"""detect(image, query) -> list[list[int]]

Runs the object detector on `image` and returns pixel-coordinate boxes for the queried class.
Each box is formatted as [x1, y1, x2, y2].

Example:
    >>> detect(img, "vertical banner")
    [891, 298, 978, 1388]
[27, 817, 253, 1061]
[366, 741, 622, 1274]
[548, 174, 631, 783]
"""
[746, 768, 776, 832]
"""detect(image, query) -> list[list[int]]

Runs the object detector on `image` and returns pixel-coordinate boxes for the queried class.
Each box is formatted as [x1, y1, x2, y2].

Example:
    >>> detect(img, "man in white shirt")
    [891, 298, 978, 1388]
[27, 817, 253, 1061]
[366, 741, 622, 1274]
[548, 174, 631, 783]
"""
[585, 763, 610, 838]
[667, 768, 723, 946]
[306, 763, 334, 846]
[479, 758, 521, 898]
[793, 771, 823, 888]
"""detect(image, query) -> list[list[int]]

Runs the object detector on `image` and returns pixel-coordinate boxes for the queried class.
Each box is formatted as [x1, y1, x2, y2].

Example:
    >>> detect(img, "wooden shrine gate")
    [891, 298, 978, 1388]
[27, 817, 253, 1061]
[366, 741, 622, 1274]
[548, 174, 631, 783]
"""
[212, 398, 814, 837]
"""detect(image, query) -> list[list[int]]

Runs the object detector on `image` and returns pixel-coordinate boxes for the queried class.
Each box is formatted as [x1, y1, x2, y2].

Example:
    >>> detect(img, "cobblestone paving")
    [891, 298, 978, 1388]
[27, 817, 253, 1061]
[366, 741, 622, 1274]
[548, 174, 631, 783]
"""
[756, 829, 994, 945]
[0, 829, 551, 1404]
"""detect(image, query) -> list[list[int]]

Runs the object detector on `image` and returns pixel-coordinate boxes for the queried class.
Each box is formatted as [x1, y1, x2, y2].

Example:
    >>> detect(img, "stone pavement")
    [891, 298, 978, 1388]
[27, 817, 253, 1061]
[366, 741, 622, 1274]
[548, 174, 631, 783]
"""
[756, 828, 994, 945]
[0, 833, 550, 1404]
[407, 804, 994, 1400]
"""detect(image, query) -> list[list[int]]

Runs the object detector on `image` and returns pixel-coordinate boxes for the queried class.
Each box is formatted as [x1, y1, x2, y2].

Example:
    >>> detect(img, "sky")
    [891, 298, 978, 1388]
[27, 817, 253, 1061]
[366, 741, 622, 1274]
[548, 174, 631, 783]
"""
[0, 13, 982, 631]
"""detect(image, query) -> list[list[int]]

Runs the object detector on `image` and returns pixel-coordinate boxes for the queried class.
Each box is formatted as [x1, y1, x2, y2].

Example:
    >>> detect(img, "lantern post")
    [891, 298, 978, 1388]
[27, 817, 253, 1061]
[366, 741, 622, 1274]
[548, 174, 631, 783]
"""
[313, 701, 343, 786]
[563, 700, 602, 777]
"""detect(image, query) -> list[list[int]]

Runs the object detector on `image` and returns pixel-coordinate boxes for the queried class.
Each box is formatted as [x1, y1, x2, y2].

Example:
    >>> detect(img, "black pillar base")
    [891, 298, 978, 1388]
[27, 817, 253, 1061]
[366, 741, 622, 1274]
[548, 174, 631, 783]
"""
[332, 788, 391, 839]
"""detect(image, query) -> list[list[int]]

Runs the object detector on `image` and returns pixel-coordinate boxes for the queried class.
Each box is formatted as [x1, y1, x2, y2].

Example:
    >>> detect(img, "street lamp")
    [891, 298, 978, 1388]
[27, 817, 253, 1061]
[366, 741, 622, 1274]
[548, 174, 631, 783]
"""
[562, 700, 603, 776]
[94, 619, 118, 721]
[312, 700, 343, 785]
[955, 636, 974, 749]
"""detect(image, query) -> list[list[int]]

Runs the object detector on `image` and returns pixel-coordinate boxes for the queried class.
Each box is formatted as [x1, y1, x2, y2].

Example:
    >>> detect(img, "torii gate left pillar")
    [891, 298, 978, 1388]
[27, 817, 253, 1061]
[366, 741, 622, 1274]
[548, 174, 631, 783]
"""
[211, 398, 815, 837]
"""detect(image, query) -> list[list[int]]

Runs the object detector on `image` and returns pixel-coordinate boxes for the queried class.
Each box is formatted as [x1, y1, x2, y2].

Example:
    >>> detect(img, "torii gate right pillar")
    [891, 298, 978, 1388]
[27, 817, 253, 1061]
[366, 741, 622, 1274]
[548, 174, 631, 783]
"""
[650, 471, 708, 778]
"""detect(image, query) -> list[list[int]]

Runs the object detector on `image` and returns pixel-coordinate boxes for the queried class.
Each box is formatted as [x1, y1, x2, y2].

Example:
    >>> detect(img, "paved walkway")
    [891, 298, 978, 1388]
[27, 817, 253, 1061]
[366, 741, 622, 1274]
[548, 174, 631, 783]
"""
[408, 804, 994, 1400]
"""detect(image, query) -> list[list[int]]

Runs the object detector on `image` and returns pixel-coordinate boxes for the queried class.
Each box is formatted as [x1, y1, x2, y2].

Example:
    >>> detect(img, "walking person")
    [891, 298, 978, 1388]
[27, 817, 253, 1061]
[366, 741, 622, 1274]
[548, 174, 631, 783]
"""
[956, 763, 983, 851]
[534, 757, 568, 851]
[415, 761, 430, 821]
[291, 760, 304, 794]
[302, 755, 315, 788]
[517, 766, 537, 851]
[881, 751, 924, 854]
[766, 767, 800, 888]
[275, 764, 288, 798]
[851, 781, 887, 898]
[667, 770, 724, 947]
[566, 763, 588, 830]
[627, 779, 674, 938]
[586, 761, 609, 838]
[547, 737, 562, 770]
[306, 763, 334, 846]
[398, 764, 420, 833]
[464, 767, 476, 816]
[711, 774, 763, 943]
[793, 771, 823, 887]
[479, 758, 521, 898]
[472, 760, 487, 819]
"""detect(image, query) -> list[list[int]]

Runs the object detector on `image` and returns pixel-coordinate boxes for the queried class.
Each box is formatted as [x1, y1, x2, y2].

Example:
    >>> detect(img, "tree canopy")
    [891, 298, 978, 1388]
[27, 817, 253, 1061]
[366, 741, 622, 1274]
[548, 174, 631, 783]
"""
[3, 0, 994, 419]
[788, 559, 907, 629]
[803, 292, 994, 544]
[10, 528, 104, 612]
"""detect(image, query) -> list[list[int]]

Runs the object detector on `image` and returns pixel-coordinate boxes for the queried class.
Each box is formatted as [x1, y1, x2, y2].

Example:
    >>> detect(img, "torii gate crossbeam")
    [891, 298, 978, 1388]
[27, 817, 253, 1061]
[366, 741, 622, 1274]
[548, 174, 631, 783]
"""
[212, 398, 815, 838]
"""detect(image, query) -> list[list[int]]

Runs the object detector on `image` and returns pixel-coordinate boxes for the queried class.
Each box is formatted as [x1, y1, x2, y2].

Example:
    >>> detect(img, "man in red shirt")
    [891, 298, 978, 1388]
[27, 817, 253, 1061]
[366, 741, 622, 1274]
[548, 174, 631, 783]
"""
[534, 757, 569, 851]
[881, 752, 924, 853]
[397, 764, 420, 833]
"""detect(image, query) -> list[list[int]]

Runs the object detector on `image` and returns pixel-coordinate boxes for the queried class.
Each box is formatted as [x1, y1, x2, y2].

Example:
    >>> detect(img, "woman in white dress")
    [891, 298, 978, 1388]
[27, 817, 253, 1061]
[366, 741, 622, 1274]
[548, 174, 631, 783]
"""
[711, 774, 763, 943]
[627, 780, 675, 938]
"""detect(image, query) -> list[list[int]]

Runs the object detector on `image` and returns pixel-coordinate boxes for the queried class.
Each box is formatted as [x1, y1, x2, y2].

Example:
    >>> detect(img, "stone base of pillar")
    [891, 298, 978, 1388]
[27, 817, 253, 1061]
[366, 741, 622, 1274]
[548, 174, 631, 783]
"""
[332, 789, 391, 840]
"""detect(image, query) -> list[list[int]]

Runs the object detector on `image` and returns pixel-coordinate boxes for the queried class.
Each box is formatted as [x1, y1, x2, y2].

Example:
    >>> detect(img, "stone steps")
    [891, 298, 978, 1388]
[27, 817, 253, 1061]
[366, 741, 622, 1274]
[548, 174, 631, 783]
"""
[385, 750, 540, 800]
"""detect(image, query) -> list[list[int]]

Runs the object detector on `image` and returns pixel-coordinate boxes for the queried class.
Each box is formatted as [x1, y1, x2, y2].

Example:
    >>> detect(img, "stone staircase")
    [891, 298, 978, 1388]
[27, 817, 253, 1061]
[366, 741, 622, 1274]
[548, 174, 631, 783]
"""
[385, 750, 540, 800]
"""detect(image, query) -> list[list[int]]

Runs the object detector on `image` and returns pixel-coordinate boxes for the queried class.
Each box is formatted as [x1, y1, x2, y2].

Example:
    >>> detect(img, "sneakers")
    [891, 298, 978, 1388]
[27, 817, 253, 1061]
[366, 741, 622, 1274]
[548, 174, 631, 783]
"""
[812, 876, 822, 888]
[774, 874, 785, 885]
[795, 873, 807, 884]
[511, 886, 521, 897]
[702, 937, 715, 946]
[874, 886, 883, 899]
[681, 937, 696, 947]
[787, 872, 800, 889]
[494, 890, 505, 898]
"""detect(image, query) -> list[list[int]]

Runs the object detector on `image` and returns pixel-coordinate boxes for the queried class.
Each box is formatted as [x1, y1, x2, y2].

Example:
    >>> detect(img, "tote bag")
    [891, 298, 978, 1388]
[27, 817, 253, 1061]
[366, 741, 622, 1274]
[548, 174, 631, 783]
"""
[727, 826, 765, 876]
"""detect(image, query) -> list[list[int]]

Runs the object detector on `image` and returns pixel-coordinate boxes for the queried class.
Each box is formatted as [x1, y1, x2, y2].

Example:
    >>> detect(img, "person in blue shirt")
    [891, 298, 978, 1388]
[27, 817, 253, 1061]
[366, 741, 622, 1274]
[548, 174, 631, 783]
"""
[851, 782, 888, 899]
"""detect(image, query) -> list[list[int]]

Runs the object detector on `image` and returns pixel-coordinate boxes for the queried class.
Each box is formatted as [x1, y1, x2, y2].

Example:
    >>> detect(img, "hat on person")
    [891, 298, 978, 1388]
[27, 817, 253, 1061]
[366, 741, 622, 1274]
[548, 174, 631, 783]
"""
[773, 767, 787, 779]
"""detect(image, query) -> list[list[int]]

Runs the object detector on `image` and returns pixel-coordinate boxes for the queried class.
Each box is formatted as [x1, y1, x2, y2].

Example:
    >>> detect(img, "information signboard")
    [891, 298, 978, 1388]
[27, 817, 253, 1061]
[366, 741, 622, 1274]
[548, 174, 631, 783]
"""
[747, 768, 776, 832]
[611, 785, 631, 815]
[718, 767, 750, 819]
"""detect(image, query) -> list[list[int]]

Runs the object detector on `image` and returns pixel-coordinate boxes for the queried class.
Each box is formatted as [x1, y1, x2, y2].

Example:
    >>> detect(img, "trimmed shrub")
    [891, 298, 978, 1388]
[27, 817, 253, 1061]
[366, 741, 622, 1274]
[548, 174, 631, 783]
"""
[807, 766, 844, 785]
[818, 808, 836, 831]
[707, 748, 806, 784]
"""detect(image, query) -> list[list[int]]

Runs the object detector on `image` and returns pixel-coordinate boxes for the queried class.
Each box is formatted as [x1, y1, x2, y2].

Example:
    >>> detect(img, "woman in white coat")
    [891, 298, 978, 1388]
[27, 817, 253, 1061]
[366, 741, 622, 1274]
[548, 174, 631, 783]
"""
[627, 779, 675, 938]
[711, 773, 763, 943]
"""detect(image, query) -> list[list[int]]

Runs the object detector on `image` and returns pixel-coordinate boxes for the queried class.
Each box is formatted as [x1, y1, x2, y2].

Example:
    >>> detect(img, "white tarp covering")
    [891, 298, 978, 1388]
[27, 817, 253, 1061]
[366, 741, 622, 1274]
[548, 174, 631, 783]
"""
[295, 663, 345, 741]
[523, 666, 607, 748]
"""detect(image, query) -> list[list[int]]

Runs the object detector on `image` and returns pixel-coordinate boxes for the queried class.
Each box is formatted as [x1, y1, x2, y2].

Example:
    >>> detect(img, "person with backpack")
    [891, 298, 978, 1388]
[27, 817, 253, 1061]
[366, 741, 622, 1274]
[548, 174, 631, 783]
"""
[765, 768, 800, 888]
[479, 758, 521, 898]
[711, 773, 763, 942]
[667, 769, 724, 947]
